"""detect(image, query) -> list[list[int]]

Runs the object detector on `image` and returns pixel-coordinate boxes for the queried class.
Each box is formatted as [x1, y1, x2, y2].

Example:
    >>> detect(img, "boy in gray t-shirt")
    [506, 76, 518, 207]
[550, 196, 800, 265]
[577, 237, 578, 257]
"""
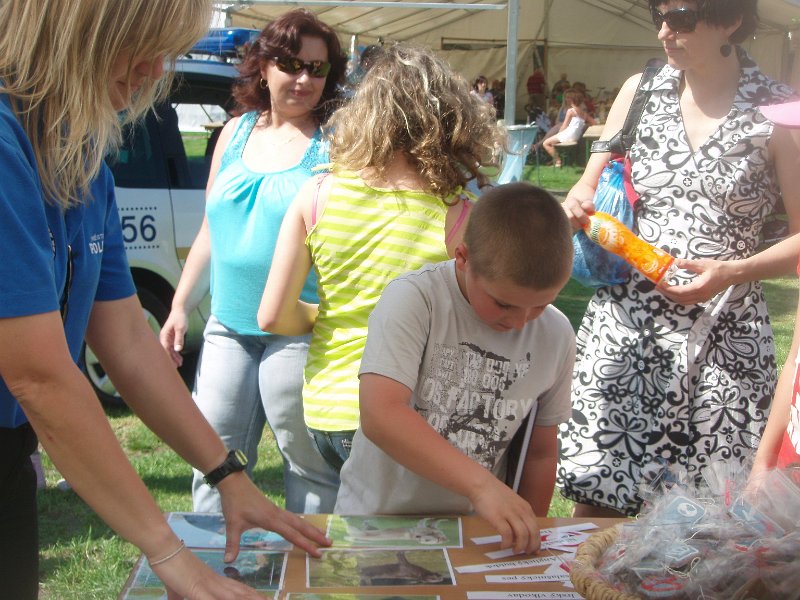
[335, 183, 575, 554]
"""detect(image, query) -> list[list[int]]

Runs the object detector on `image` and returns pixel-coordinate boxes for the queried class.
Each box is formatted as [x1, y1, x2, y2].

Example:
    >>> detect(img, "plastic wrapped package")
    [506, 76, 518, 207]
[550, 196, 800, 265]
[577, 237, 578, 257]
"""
[579, 460, 800, 599]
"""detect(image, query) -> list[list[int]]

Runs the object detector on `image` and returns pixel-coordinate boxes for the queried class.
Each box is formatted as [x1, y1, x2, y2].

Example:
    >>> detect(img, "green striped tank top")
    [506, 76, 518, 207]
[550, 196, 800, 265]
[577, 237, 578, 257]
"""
[303, 171, 455, 431]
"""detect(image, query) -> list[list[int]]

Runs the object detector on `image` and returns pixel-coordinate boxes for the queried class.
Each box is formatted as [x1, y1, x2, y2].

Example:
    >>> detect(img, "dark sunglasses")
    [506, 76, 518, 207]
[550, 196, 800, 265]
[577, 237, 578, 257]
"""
[270, 56, 331, 78]
[651, 7, 700, 33]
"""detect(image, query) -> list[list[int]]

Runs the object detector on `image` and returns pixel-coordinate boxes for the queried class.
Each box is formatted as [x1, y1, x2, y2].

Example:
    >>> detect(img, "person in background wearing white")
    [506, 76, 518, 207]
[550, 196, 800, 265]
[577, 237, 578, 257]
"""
[540, 88, 596, 167]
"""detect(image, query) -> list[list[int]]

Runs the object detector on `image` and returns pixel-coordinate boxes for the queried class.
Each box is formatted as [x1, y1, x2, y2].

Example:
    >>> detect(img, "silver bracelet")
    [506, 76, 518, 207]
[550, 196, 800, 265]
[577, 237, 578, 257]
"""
[148, 540, 186, 567]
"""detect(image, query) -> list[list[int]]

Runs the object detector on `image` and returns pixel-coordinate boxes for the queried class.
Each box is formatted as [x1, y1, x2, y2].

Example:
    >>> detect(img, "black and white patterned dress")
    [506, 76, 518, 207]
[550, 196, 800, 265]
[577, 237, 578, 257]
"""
[558, 49, 795, 515]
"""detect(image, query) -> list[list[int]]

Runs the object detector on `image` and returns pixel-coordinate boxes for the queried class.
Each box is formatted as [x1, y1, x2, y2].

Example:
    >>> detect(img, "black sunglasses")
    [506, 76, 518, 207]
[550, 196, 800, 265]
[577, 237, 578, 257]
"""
[651, 7, 700, 33]
[270, 56, 331, 78]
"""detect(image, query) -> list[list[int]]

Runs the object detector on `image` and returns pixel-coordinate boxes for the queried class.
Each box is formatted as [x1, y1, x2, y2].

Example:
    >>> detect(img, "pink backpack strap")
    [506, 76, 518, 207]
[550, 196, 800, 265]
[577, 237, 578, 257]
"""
[445, 196, 472, 245]
[311, 173, 329, 227]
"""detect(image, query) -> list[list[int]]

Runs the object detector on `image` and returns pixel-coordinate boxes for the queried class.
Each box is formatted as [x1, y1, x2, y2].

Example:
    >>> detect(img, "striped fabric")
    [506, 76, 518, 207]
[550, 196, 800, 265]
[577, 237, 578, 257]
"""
[303, 171, 456, 431]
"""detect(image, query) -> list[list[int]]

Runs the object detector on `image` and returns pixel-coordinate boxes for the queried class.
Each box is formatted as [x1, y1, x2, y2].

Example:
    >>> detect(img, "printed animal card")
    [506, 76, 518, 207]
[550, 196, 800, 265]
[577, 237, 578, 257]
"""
[123, 590, 276, 599]
[166, 512, 292, 551]
[287, 595, 440, 600]
[327, 515, 463, 549]
[306, 549, 455, 588]
[120, 549, 284, 599]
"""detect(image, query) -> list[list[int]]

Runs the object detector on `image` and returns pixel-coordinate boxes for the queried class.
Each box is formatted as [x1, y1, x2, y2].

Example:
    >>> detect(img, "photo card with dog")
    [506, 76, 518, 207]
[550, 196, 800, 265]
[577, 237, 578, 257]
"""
[327, 515, 463, 549]
[306, 549, 455, 588]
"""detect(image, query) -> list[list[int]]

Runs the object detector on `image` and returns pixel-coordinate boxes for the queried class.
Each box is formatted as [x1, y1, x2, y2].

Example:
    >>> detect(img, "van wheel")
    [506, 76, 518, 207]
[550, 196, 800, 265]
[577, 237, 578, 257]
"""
[83, 287, 169, 408]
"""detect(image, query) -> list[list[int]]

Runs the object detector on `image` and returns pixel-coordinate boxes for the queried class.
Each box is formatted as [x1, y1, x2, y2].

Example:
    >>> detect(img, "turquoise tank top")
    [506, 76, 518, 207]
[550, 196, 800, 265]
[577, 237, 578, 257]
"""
[206, 111, 326, 335]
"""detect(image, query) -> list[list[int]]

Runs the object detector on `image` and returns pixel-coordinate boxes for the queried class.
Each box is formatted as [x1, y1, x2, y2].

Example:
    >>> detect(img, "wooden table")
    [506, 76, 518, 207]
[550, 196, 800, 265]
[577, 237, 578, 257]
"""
[279, 515, 625, 598]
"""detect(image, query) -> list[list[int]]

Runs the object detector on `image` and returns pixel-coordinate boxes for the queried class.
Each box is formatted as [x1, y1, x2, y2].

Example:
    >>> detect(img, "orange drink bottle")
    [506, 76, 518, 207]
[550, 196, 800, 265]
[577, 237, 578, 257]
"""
[584, 212, 677, 284]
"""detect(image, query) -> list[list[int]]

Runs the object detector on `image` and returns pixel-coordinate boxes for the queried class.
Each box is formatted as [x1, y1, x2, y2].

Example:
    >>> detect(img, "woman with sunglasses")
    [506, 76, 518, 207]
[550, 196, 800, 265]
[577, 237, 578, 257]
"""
[160, 9, 346, 515]
[0, 1, 330, 599]
[258, 43, 503, 474]
[558, 0, 800, 518]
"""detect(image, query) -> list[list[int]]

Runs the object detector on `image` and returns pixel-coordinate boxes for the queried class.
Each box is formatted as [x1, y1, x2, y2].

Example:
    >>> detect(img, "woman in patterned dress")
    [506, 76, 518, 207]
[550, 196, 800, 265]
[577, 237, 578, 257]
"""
[558, 0, 800, 517]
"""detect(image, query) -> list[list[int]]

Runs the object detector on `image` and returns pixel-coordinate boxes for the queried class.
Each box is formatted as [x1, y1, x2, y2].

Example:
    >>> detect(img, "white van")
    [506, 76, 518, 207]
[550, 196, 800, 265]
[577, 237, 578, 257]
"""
[84, 59, 237, 405]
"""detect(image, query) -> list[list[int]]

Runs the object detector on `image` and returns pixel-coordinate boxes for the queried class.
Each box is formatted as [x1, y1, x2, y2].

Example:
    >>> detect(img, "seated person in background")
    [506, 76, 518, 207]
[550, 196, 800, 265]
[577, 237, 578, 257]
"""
[535, 90, 576, 157]
[571, 81, 596, 117]
[541, 89, 596, 167]
[335, 183, 576, 554]
[471, 75, 494, 105]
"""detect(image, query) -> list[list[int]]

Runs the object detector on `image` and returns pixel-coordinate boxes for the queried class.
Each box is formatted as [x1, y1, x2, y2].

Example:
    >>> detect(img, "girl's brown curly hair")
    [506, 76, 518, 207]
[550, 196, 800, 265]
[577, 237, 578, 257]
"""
[326, 44, 506, 200]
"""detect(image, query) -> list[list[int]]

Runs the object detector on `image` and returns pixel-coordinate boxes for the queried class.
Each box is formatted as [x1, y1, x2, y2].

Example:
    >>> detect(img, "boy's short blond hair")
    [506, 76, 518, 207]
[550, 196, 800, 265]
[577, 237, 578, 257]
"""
[464, 183, 573, 288]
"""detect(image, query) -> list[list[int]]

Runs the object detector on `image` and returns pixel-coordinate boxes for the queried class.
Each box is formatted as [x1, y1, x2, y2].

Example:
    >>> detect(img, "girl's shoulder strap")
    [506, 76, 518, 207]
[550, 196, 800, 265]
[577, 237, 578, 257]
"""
[445, 193, 472, 245]
[311, 172, 331, 228]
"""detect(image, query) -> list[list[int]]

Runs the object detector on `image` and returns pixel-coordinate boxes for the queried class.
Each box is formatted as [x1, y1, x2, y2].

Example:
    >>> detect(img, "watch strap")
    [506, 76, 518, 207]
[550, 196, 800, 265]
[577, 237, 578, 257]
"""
[203, 449, 247, 488]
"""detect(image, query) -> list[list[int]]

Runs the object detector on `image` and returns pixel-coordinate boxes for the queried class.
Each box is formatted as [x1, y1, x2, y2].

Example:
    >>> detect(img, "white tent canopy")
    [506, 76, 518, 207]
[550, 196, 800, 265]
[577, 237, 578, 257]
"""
[221, 0, 800, 122]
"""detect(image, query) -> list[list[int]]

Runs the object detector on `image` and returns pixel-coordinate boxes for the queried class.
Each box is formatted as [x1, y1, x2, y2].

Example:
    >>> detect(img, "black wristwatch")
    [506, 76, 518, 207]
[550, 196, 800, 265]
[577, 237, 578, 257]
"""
[203, 449, 248, 488]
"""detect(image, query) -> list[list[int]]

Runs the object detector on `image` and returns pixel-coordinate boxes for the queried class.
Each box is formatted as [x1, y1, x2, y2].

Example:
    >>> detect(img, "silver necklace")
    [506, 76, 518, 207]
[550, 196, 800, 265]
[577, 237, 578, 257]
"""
[270, 127, 304, 148]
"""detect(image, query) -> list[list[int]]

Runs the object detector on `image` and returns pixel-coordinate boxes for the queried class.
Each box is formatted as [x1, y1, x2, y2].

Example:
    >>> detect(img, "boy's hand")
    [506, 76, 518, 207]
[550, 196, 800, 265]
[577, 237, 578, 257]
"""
[470, 474, 541, 554]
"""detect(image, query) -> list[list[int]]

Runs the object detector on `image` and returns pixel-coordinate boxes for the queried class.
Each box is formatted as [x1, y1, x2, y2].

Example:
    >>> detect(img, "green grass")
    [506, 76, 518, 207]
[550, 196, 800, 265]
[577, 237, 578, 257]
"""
[523, 162, 585, 193]
[764, 277, 799, 368]
[181, 132, 210, 158]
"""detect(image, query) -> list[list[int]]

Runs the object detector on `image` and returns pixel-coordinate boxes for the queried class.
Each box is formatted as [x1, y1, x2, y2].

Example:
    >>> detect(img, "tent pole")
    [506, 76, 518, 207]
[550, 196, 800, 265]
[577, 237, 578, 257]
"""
[781, 31, 792, 84]
[504, 0, 519, 124]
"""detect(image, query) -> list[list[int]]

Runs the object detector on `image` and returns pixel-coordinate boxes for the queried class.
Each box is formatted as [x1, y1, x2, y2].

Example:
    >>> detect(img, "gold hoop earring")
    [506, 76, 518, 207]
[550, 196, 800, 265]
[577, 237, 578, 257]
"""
[259, 78, 268, 89]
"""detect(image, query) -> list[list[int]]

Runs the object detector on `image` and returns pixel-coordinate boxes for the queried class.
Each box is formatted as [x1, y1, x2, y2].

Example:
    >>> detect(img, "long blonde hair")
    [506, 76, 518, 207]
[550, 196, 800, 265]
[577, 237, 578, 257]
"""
[0, 0, 212, 208]
[326, 44, 504, 199]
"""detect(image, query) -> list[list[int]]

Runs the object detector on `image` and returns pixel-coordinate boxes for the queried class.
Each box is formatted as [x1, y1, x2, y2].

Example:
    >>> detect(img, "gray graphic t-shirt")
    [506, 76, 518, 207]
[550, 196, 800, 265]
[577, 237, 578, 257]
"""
[335, 260, 574, 515]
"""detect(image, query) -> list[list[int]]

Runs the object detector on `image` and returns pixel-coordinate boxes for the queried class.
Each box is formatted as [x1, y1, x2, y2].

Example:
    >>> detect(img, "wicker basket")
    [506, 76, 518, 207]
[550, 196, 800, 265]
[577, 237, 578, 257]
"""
[569, 524, 642, 600]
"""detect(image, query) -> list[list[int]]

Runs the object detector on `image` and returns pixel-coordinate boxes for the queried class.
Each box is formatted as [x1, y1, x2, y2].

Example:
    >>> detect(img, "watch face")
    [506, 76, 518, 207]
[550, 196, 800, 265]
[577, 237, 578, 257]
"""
[233, 449, 248, 468]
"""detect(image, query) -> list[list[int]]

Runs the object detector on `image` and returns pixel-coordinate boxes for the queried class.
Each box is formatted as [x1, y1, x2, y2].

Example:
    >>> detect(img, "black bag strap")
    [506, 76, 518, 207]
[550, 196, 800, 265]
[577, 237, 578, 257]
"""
[591, 58, 664, 155]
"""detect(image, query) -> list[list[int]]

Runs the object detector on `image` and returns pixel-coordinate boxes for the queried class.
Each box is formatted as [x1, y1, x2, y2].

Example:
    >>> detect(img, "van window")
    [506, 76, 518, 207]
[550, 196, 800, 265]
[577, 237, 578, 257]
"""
[108, 100, 227, 190]
[111, 114, 169, 189]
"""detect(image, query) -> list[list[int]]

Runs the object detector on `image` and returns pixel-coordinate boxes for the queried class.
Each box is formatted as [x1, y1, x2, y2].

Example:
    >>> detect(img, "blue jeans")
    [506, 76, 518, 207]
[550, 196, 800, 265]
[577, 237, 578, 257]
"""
[191, 316, 340, 513]
[308, 428, 356, 473]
